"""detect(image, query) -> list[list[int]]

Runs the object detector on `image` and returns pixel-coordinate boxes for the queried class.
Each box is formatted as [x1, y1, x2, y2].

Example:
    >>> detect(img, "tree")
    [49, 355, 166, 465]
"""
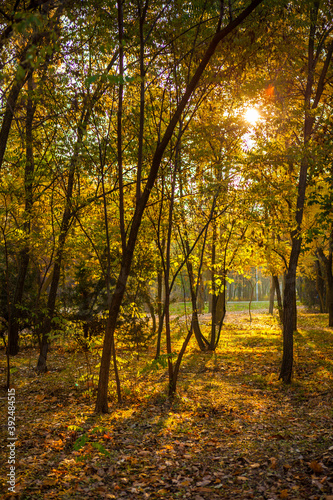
[279, 0, 333, 383]
[95, 0, 265, 413]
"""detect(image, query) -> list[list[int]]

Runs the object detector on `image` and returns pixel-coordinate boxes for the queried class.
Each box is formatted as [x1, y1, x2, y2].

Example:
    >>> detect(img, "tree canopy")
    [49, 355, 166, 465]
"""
[1, 0, 333, 412]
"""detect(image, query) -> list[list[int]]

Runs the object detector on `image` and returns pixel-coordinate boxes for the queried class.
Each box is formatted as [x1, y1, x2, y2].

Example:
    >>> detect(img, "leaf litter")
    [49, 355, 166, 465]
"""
[0, 310, 332, 499]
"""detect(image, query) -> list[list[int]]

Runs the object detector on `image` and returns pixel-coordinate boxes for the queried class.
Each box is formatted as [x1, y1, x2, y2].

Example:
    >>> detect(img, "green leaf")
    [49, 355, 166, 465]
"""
[85, 75, 100, 86]
[73, 433, 88, 451]
[92, 442, 110, 456]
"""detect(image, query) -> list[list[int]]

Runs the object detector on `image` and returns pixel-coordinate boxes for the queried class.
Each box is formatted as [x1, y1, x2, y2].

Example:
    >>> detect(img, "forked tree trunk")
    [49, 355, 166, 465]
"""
[273, 275, 283, 323]
[169, 325, 194, 397]
[186, 253, 208, 351]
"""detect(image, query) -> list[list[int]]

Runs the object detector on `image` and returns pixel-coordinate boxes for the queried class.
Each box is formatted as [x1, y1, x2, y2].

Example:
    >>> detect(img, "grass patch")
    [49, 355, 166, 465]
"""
[169, 300, 279, 316]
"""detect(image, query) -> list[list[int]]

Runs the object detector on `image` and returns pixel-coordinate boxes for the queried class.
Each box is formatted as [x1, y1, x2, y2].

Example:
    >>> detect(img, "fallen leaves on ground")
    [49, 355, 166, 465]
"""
[0, 309, 332, 499]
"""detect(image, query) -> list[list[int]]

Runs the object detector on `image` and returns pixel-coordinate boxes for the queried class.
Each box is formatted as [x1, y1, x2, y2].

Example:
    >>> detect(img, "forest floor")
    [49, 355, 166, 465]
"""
[0, 309, 333, 500]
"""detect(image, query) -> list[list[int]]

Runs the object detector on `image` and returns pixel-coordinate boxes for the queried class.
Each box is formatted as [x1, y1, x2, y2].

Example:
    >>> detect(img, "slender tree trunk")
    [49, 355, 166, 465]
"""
[280, 256, 298, 382]
[163, 134, 181, 393]
[248, 279, 254, 323]
[279, 156, 307, 382]
[36, 201, 73, 372]
[328, 271, 333, 327]
[36, 120, 87, 372]
[136, 0, 148, 202]
[210, 218, 217, 349]
[164, 286, 174, 394]
[315, 259, 326, 313]
[317, 241, 333, 326]
[8, 75, 36, 356]
[209, 216, 227, 350]
[95, 266, 129, 412]
[169, 325, 194, 397]
[144, 291, 156, 334]
[273, 275, 283, 323]
[197, 274, 205, 314]
[216, 280, 226, 324]
[269, 276, 275, 314]
[155, 259, 164, 359]
[185, 247, 208, 351]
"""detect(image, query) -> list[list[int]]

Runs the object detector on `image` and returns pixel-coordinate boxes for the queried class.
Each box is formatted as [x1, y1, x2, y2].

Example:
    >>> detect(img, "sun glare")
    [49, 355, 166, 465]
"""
[245, 107, 260, 125]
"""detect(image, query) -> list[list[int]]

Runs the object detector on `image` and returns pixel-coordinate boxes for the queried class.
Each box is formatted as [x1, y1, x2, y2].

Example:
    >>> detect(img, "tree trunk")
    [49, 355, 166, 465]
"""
[8, 74, 36, 356]
[169, 325, 193, 397]
[210, 219, 217, 349]
[328, 277, 333, 327]
[186, 253, 208, 351]
[155, 250, 164, 358]
[145, 292, 156, 334]
[273, 275, 283, 323]
[317, 241, 333, 326]
[36, 218, 71, 373]
[216, 290, 226, 325]
[95, 267, 128, 413]
[269, 276, 275, 314]
[197, 274, 205, 314]
[279, 252, 298, 383]
[315, 259, 326, 313]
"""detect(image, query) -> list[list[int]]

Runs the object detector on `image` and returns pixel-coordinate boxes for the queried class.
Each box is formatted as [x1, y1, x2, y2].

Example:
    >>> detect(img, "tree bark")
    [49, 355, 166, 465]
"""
[273, 275, 283, 323]
[317, 242, 333, 326]
[269, 276, 275, 314]
[155, 253, 164, 359]
[185, 245, 208, 351]
[197, 274, 205, 314]
[36, 192, 74, 373]
[37, 124, 87, 372]
[210, 218, 217, 349]
[315, 259, 326, 313]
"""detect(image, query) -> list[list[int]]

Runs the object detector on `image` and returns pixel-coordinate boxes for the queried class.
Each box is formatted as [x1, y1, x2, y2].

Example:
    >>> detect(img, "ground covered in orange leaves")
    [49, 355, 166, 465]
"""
[1, 310, 332, 499]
